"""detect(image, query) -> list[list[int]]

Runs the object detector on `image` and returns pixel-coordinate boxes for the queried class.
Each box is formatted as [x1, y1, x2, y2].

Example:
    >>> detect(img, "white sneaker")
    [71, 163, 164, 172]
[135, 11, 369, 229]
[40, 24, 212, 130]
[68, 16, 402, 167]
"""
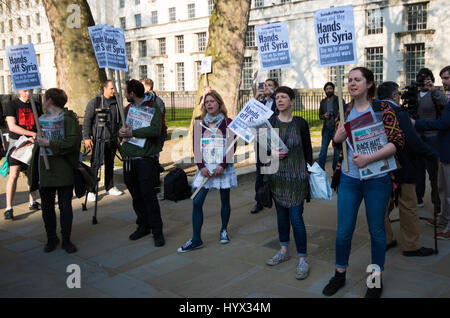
[87, 192, 96, 202]
[220, 229, 230, 244]
[106, 187, 123, 196]
[296, 259, 310, 280]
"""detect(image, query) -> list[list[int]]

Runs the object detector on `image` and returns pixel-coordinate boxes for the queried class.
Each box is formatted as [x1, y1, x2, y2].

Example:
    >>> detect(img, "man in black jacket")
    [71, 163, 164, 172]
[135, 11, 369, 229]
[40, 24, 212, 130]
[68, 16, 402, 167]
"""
[318, 82, 344, 171]
[378, 81, 437, 257]
[82, 80, 123, 201]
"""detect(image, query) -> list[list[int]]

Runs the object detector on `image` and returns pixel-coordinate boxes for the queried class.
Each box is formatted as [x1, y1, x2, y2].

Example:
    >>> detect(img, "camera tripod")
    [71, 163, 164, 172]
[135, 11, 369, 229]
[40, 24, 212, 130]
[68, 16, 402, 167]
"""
[82, 111, 114, 225]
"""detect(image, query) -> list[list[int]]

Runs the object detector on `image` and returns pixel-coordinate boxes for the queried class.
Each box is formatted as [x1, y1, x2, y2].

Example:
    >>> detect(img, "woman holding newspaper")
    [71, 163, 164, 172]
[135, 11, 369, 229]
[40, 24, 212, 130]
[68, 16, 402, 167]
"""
[30, 88, 82, 254]
[264, 86, 313, 280]
[322, 67, 404, 298]
[177, 90, 237, 253]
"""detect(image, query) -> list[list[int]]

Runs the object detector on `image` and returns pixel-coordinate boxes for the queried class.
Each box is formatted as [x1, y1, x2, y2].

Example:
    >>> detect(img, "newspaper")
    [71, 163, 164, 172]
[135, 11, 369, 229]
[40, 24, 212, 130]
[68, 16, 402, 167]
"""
[10, 135, 34, 165]
[248, 119, 288, 153]
[351, 121, 397, 180]
[39, 113, 65, 156]
[201, 136, 226, 174]
[125, 106, 155, 148]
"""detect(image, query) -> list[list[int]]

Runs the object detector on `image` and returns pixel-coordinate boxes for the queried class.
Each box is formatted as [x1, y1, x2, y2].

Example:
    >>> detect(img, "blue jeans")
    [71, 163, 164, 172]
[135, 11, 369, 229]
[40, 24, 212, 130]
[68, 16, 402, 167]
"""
[318, 127, 339, 171]
[336, 173, 392, 271]
[192, 187, 231, 245]
[275, 201, 307, 257]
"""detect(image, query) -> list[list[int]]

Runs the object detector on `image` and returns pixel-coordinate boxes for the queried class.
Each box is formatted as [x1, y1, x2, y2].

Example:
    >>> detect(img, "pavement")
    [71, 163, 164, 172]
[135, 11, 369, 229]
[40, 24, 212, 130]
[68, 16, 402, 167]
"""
[0, 138, 449, 298]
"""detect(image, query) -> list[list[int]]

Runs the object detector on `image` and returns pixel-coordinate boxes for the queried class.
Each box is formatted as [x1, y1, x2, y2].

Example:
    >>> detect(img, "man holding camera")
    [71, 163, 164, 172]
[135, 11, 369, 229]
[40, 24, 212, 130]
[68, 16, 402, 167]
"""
[415, 68, 447, 209]
[378, 81, 437, 255]
[251, 79, 279, 214]
[318, 82, 343, 172]
[82, 80, 123, 201]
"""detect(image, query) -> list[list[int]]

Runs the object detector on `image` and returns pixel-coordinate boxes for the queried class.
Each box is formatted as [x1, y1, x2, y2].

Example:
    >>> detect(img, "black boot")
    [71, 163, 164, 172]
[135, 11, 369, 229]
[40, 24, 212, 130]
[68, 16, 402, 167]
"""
[129, 227, 151, 240]
[62, 238, 77, 254]
[4, 208, 14, 220]
[323, 270, 346, 296]
[44, 236, 60, 253]
[365, 273, 383, 298]
[153, 232, 165, 247]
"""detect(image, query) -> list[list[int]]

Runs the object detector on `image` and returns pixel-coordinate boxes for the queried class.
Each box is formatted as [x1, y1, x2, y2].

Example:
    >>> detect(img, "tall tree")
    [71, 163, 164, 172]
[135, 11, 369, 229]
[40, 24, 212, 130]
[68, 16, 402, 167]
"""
[42, 0, 106, 115]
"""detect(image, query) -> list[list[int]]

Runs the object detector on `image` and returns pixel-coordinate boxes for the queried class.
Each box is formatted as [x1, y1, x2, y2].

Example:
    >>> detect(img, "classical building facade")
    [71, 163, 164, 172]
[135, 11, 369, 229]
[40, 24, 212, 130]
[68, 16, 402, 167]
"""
[1, 0, 449, 93]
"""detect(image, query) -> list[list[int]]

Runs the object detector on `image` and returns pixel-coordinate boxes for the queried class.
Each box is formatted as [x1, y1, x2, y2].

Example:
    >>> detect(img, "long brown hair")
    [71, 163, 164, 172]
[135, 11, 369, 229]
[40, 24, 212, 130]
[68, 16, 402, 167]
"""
[349, 67, 376, 101]
[201, 90, 228, 119]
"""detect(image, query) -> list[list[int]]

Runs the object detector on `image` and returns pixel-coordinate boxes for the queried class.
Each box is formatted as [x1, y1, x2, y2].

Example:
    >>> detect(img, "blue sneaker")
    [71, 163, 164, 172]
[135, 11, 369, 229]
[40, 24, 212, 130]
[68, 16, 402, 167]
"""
[177, 239, 203, 253]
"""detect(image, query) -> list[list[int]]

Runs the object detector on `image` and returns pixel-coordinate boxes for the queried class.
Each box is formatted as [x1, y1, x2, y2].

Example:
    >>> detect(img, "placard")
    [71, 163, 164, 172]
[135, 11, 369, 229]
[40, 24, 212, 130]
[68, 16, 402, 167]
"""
[6, 44, 42, 91]
[88, 24, 108, 69]
[255, 22, 292, 71]
[103, 26, 128, 71]
[314, 5, 357, 67]
[201, 56, 212, 74]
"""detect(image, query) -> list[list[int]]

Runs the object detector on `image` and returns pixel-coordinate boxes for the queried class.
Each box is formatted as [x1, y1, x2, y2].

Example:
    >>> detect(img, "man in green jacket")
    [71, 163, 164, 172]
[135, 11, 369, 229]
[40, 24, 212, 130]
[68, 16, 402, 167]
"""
[31, 88, 82, 254]
[119, 79, 165, 247]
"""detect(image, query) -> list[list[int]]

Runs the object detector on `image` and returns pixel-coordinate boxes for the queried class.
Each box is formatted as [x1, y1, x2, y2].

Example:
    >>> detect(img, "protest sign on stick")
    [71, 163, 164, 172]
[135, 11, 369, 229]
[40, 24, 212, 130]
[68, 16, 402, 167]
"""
[6, 44, 49, 169]
[313, 5, 357, 171]
[255, 22, 292, 71]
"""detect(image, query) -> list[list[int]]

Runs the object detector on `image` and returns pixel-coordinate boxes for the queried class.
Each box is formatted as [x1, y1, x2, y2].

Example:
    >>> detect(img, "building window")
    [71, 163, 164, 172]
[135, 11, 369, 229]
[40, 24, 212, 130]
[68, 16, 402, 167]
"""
[135, 14, 141, 28]
[36, 54, 40, 67]
[156, 64, 165, 91]
[169, 7, 176, 22]
[280, 0, 291, 3]
[139, 40, 147, 57]
[329, 66, 345, 85]
[119, 0, 125, 8]
[268, 69, 281, 85]
[197, 32, 207, 52]
[36, 13, 40, 26]
[37, 33, 41, 43]
[120, 17, 126, 29]
[195, 61, 202, 89]
[176, 62, 185, 91]
[135, 0, 140, 4]
[254, 0, 264, 8]
[405, 43, 425, 85]
[28, 35, 32, 43]
[365, 47, 383, 84]
[17, 17, 22, 29]
[126, 42, 132, 60]
[27, 16, 31, 28]
[158, 38, 166, 55]
[139, 65, 147, 79]
[18, 37, 23, 44]
[176, 35, 184, 54]
[151, 11, 158, 25]
[208, 0, 214, 15]
[245, 25, 255, 47]
[0, 22, 3, 33]
[10, 38, 14, 46]
[8, 20, 13, 32]
[242, 57, 253, 89]
[407, 3, 427, 31]
[188, 3, 195, 19]
[366, 8, 383, 35]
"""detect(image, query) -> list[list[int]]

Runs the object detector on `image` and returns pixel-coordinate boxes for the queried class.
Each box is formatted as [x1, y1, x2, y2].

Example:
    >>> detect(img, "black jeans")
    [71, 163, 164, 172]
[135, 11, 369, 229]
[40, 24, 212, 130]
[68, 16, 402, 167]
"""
[416, 136, 440, 207]
[124, 158, 163, 234]
[39, 186, 74, 239]
[91, 140, 117, 191]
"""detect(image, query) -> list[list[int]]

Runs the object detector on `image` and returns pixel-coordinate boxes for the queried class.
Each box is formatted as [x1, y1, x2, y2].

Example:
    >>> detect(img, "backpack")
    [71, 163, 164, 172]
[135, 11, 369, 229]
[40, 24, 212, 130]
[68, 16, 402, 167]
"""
[163, 168, 192, 202]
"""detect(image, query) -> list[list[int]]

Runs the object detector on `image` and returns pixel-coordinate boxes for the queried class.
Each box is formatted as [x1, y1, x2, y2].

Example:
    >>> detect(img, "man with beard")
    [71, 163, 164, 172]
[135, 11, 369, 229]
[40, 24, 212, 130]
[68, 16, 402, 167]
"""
[318, 82, 343, 171]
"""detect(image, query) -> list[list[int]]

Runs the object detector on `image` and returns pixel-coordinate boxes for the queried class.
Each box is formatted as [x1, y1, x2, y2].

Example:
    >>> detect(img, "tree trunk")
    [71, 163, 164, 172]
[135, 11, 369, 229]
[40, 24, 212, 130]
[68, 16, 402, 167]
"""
[42, 0, 106, 116]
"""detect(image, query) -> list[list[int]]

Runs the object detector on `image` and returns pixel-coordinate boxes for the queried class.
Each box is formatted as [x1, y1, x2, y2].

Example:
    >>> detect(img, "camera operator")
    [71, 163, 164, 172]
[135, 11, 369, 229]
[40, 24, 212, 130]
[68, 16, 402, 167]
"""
[82, 80, 123, 201]
[378, 81, 437, 256]
[251, 79, 279, 214]
[414, 68, 447, 209]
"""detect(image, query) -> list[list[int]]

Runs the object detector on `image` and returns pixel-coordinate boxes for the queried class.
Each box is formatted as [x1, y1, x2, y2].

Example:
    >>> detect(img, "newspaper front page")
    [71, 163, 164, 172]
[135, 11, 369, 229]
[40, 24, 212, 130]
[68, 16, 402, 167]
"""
[125, 106, 155, 148]
[39, 113, 65, 156]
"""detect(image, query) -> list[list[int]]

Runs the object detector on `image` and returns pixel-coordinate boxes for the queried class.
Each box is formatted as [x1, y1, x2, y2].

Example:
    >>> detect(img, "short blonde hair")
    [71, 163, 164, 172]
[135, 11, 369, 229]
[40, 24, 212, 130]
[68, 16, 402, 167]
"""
[201, 90, 228, 119]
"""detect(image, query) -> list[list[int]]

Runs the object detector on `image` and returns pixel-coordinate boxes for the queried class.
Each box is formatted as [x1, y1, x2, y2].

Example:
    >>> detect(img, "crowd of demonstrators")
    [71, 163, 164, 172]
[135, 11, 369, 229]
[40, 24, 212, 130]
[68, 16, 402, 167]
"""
[264, 86, 313, 280]
[3, 90, 42, 220]
[177, 90, 237, 253]
[119, 79, 165, 247]
[377, 81, 436, 256]
[82, 80, 123, 202]
[251, 78, 280, 215]
[30, 88, 81, 253]
[322, 67, 405, 298]
[412, 66, 450, 240]
[318, 82, 343, 172]
[414, 68, 447, 209]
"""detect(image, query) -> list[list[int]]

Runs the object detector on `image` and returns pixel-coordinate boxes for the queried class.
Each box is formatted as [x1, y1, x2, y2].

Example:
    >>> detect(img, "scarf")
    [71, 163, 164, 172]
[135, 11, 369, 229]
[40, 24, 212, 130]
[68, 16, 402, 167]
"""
[204, 112, 225, 127]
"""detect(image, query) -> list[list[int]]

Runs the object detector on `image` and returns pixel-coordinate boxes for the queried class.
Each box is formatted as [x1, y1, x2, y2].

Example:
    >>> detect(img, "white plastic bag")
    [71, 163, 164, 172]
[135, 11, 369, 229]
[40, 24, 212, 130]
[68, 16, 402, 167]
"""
[307, 162, 332, 200]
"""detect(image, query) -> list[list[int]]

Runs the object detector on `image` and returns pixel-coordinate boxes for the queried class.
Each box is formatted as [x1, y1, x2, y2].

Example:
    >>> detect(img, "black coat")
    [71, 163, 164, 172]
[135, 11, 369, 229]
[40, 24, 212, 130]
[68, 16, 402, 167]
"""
[319, 95, 343, 131]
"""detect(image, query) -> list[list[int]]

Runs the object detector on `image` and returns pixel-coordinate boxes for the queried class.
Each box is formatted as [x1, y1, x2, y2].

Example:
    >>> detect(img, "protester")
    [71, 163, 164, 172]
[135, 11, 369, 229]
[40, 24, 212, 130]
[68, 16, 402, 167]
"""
[414, 68, 447, 208]
[177, 90, 237, 253]
[263, 86, 312, 280]
[30, 88, 81, 253]
[412, 66, 450, 240]
[322, 67, 404, 298]
[119, 79, 165, 247]
[378, 81, 436, 256]
[251, 78, 279, 214]
[4, 90, 42, 220]
[140, 78, 166, 118]
[318, 82, 343, 172]
[82, 80, 123, 202]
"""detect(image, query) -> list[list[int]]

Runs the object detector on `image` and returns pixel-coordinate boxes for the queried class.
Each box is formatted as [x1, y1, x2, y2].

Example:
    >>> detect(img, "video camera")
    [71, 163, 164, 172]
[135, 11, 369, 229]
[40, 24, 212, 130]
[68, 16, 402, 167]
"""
[95, 108, 109, 123]
[400, 73, 426, 119]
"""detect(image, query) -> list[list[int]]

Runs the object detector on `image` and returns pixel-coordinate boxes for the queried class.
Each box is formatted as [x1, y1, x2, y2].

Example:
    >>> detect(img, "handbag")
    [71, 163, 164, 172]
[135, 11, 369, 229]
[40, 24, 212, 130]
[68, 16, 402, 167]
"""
[63, 156, 97, 198]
